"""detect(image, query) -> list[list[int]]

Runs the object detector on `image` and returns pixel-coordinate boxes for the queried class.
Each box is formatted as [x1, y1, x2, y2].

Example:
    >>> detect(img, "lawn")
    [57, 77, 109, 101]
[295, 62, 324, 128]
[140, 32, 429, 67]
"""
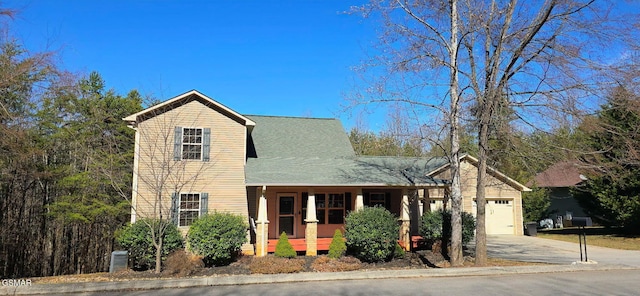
[537, 227, 640, 251]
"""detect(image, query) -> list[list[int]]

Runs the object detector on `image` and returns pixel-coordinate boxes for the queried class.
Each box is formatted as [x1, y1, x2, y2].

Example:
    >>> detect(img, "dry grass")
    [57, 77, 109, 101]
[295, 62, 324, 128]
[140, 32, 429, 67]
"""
[248, 256, 306, 274]
[538, 233, 640, 250]
[162, 250, 204, 276]
[311, 256, 362, 272]
[32, 273, 114, 284]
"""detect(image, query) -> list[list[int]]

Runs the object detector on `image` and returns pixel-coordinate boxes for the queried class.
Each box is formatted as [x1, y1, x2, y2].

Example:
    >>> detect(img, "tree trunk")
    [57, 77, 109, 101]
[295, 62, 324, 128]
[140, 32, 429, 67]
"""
[475, 112, 490, 266]
[155, 234, 163, 273]
[448, 0, 464, 267]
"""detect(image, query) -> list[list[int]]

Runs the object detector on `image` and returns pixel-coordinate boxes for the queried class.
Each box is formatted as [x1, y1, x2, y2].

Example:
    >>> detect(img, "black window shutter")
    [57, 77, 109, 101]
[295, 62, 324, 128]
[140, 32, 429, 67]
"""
[385, 192, 391, 211]
[173, 127, 182, 161]
[345, 192, 352, 212]
[200, 193, 209, 215]
[202, 128, 211, 162]
[364, 192, 370, 207]
[170, 192, 179, 225]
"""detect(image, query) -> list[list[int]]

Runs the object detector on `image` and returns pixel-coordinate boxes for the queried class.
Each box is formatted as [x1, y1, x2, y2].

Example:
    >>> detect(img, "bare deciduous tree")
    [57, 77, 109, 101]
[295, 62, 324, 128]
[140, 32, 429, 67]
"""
[350, 0, 639, 266]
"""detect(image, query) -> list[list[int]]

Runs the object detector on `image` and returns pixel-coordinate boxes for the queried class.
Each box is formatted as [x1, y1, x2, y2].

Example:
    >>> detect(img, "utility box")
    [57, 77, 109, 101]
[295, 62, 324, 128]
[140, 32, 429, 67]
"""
[109, 251, 128, 273]
[571, 217, 593, 227]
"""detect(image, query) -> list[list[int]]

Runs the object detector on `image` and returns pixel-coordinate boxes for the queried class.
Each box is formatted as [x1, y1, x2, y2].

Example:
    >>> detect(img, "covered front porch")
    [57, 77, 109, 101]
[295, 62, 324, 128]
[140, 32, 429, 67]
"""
[249, 185, 447, 256]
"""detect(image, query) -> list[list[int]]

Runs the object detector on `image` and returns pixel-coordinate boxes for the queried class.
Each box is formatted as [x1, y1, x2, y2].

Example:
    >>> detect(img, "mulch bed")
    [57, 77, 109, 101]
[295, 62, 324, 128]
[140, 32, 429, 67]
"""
[35, 248, 537, 284]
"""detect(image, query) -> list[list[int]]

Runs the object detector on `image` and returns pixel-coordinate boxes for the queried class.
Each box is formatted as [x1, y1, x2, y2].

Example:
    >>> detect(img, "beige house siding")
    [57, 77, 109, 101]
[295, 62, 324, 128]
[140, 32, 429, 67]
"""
[132, 99, 249, 226]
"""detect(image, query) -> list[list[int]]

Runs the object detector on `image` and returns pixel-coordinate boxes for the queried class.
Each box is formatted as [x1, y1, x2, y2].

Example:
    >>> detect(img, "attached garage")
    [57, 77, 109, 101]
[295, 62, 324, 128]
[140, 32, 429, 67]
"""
[426, 155, 530, 236]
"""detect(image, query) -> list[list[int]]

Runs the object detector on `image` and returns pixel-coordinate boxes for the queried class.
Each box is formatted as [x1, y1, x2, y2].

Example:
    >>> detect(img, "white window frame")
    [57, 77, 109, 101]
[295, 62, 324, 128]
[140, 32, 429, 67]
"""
[179, 193, 201, 227]
[182, 127, 203, 160]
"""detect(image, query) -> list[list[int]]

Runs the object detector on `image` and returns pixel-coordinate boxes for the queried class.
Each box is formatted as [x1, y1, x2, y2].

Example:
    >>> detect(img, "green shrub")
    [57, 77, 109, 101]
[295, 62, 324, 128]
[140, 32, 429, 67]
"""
[419, 210, 445, 242]
[419, 209, 476, 247]
[393, 243, 405, 259]
[274, 232, 297, 258]
[344, 206, 399, 262]
[328, 229, 347, 259]
[460, 211, 476, 245]
[115, 218, 184, 270]
[186, 211, 248, 266]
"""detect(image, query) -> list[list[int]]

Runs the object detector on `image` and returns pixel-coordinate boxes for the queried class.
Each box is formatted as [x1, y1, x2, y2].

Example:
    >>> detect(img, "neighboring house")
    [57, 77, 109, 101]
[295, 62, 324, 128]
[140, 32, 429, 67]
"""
[123, 90, 529, 256]
[530, 162, 587, 224]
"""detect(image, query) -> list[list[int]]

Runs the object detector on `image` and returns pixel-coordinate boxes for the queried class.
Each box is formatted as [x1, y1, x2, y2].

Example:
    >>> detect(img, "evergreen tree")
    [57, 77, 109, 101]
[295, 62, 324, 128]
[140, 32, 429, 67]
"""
[573, 86, 640, 230]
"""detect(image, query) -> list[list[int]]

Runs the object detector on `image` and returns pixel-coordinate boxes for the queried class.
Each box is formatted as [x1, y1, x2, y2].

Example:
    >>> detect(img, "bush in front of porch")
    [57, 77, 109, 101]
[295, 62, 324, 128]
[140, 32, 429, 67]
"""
[274, 232, 297, 258]
[344, 206, 399, 262]
[419, 209, 476, 253]
[328, 229, 347, 259]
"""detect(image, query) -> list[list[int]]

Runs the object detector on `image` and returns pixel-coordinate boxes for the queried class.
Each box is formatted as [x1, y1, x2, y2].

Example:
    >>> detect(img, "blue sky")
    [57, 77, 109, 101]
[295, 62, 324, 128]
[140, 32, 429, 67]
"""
[6, 1, 381, 130]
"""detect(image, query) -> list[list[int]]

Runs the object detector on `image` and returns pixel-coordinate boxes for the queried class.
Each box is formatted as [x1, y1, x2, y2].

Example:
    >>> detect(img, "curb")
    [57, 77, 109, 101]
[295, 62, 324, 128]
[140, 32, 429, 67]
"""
[2, 264, 637, 295]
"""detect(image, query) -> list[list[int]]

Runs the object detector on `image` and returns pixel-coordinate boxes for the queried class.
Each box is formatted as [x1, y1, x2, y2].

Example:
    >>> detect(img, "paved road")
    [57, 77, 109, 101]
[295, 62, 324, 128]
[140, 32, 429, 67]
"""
[59, 270, 640, 296]
[484, 235, 640, 267]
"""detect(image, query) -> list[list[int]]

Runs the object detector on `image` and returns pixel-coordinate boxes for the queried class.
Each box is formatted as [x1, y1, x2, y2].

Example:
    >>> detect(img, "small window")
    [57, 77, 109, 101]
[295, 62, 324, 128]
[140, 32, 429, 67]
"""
[182, 128, 203, 160]
[179, 193, 200, 226]
[316, 193, 326, 224]
[327, 193, 345, 224]
[368, 192, 387, 208]
[495, 200, 511, 205]
[315, 193, 345, 224]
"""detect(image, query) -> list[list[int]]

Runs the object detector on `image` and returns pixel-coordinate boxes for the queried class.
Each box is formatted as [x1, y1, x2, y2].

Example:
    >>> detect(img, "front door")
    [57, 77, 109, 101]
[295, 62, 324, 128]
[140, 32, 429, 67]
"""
[277, 193, 296, 237]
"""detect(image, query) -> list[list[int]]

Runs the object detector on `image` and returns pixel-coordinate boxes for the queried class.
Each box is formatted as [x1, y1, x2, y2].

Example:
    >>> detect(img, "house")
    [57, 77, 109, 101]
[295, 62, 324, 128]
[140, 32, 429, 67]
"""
[123, 90, 529, 256]
[530, 162, 588, 225]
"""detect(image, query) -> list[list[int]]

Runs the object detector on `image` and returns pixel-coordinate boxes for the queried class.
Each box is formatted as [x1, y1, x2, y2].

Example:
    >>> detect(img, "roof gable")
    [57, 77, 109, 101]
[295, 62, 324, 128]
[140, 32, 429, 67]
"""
[427, 154, 531, 192]
[123, 90, 256, 127]
[246, 115, 355, 158]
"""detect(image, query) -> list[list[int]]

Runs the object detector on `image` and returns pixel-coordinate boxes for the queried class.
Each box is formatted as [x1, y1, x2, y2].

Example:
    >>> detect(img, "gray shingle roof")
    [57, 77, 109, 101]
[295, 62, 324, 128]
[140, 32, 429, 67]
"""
[246, 156, 448, 186]
[244, 115, 447, 187]
[246, 115, 355, 158]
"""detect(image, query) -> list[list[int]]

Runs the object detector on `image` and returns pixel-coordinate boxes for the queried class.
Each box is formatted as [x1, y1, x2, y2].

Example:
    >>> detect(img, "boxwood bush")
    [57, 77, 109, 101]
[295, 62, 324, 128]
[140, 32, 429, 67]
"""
[344, 206, 399, 262]
[419, 209, 476, 246]
[115, 218, 184, 270]
[187, 211, 248, 266]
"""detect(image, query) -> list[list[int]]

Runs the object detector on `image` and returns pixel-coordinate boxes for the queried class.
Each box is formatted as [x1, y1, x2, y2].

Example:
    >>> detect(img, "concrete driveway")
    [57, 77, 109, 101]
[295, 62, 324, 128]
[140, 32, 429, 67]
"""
[484, 235, 640, 268]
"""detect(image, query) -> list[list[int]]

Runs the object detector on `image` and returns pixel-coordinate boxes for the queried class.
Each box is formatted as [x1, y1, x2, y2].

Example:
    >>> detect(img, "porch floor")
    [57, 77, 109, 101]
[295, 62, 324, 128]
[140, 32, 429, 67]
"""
[266, 236, 426, 253]
[267, 238, 333, 253]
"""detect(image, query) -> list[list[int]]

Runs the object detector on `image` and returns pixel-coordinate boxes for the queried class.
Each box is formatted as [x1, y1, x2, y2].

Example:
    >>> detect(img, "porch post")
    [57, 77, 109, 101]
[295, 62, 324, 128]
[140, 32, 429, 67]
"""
[255, 186, 269, 257]
[410, 189, 421, 236]
[305, 189, 319, 256]
[399, 188, 411, 251]
[355, 188, 364, 211]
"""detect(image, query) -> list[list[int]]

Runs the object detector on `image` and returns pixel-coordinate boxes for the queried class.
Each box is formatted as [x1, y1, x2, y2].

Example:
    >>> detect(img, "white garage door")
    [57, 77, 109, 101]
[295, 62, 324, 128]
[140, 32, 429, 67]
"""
[473, 199, 515, 235]
[485, 199, 515, 235]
